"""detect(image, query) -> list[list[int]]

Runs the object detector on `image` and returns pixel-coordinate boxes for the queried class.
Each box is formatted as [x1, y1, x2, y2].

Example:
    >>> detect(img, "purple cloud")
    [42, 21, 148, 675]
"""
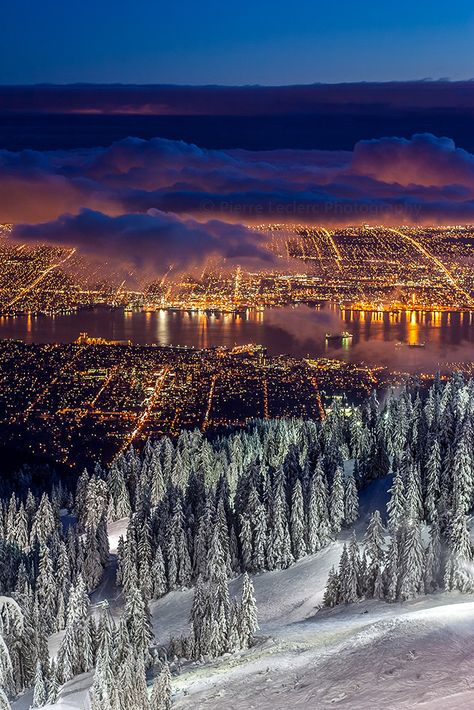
[5, 132, 474, 272]
[352, 133, 474, 187]
[13, 209, 277, 272]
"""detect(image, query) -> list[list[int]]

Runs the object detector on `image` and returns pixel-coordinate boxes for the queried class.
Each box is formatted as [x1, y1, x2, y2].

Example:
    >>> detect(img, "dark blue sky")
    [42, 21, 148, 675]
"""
[1, 0, 473, 85]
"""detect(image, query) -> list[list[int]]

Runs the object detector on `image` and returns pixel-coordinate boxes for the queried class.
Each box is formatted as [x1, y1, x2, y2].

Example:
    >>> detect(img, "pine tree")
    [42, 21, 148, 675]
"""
[338, 544, 358, 604]
[90, 604, 118, 710]
[36, 545, 56, 634]
[11, 504, 29, 553]
[121, 523, 138, 597]
[452, 435, 474, 514]
[364, 511, 385, 596]
[344, 469, 359, 525]
[83, 527, 103, 591]
[138, 519, 153, 601]
[239, 572, 258, 648]
[107, 465, 131, 520]
[124, 586, 154, 665]
[226, 601, 241, 653]
[0, 598, 23, 710]
[445, 505, 474, 592]
[405, 464, 423, 522]
[31, 660, 47, 708]
[75, 469, 90, 525]
[268, 471, 293, 570]
[46, 661, 60, 705]
[190, 576, 207, 656]
[307, 474, 321, 554]
[387, 470, 405, 532]
[383, 534, 400, 602]
[373, 566, 384, 600]
[151, 547, 167, 599]
[96, 516, 110, 567]
[399, 522, 425, 600]
[56, 575, 91, 681]
[323, 566, 340, 608]
[424, 439, 441, 522]
[239, 515, 252, 571]
[30, 494, 56, 547]
[150, 663, 172, 710]
[290, 480, 307, 560]
[252, 503, 267, 572]
[212, 573, 231, 655]
[150, 453, 166, 507]
[427, 514, 443, 589]
[330, 467, 345, 534]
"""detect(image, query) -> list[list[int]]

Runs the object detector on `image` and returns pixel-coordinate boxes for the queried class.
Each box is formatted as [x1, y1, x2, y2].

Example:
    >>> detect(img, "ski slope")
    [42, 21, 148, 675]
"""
[172, 591, 474, 709]
[19, 548, 474, 710]
[13, 477, 474, 709]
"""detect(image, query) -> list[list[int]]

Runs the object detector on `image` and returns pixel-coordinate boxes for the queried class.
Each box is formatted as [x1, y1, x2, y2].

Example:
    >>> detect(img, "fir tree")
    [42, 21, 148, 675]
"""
[344, 469, 359, 526]
[150, 663, 172, 710]
[383, 534, 400, 602]
[239, 572, 258, 648]
[290, 480, 307, 560]
[330, 467, 345, 534]
[399, 522, 425, 600]
[124, 586, 154, 665]
[364, 511, 385, 597]
[31, 660, 47, 708]
[338, 544, 358, 604]
[424, 439, 441, 522]
[445, 505, 474, 592]
[387, 470, 405, 532]
[151, 546, 167, 599]
[323, 566, 340, 608]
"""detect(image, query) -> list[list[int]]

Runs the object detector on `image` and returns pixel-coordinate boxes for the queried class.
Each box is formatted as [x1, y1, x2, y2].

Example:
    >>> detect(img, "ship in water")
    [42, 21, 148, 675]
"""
[325, 331, 353, 342]
[408, 342, 426, 349]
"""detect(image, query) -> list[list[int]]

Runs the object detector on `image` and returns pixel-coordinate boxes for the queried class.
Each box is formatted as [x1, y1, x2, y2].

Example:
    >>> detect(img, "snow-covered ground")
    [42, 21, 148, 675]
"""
[172, 593, 474, 709]
[20, 548, 474, 710]
[14, 478, 474, 709]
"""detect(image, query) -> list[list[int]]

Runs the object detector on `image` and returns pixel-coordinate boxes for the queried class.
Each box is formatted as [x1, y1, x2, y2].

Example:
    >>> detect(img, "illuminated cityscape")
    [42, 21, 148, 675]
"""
[1, 224, 474, 315]
[0, 338, 381, 467]
[3, 5, 474, 707]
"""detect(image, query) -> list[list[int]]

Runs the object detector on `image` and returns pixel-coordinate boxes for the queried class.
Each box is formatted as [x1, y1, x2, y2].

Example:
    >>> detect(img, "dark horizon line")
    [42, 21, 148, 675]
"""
[2, 78, 474, 89]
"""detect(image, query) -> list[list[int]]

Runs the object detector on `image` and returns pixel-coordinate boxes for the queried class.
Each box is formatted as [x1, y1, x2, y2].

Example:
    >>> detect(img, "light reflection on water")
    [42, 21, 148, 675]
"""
[0, 305, 473, 366]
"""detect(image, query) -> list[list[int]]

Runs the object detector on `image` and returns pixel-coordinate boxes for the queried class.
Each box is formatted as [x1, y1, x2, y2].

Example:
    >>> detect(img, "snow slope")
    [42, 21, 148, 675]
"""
[15, 478, 474, 709]
[16, 546, 474, 710]
[172, 593, 474, 710]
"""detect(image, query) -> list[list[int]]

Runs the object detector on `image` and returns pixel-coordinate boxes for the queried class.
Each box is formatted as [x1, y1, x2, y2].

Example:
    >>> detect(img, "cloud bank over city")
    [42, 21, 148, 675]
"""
[5, 131, 474, 270]
[14, 209, 277, 272]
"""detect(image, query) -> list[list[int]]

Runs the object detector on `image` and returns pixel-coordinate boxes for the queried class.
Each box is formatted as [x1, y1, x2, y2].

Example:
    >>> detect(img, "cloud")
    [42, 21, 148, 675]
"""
[6, 132, 474, 275]
[352, 133, 474, 187]
[13, 208, 277, 272]
[264, 305, 342, 343]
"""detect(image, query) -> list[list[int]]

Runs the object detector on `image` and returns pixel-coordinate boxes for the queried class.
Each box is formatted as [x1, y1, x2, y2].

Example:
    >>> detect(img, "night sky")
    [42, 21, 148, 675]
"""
[1, 0, 474, 85]
[2, 1, 474, 258]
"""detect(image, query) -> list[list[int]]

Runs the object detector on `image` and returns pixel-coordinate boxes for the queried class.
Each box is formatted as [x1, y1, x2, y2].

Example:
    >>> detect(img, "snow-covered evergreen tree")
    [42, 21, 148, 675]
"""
[399, 522, 425, 600]
[445, 504, 474, 592]
[387, 470, 405, 532]
[290, 480, 306, 560]
[31, 660, 47, 708]
[344, 469, 359, 525]
[329, 466, 345, 534]
[239, 572, 258, 648]
[150, 662, 172, 710]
